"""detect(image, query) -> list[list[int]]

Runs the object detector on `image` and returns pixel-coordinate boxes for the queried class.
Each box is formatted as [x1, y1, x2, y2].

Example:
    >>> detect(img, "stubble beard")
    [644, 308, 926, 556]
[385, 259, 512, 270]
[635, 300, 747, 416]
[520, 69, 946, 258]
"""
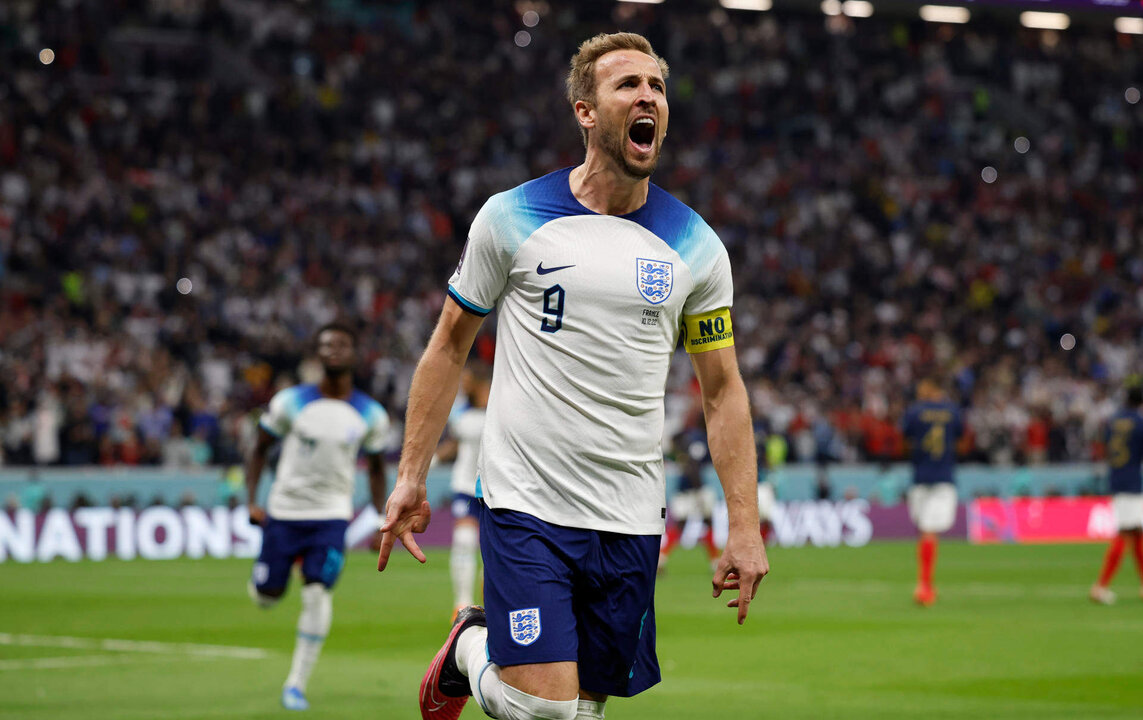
[600, 123, 660, 180]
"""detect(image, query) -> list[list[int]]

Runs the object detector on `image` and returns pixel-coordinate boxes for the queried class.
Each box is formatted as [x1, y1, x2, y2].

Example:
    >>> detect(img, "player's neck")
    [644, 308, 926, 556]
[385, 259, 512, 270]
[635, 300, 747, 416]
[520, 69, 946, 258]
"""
[570, 156, 649, 216]
[319, 373, 353, 400]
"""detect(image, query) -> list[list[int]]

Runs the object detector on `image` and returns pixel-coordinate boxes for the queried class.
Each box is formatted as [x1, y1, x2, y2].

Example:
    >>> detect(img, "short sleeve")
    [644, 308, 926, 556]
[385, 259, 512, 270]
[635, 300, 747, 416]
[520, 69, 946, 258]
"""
[447, 195, 513, 316]
[682, 241, 733, 317]
[362, 404, 391, 455]
[259, 389, 294, 438]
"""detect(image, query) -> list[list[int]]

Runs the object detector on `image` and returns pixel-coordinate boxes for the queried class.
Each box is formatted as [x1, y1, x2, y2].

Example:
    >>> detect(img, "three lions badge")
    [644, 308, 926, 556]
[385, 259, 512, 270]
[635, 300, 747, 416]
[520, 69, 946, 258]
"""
[509, 607, 541, 646]
[636, 258, 673, 305]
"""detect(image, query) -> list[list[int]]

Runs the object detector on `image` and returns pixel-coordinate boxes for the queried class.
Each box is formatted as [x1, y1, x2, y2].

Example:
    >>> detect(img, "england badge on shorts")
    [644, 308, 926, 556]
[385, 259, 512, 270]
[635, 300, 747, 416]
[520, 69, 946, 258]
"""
[636, 258, 673, 305]
[508, 607, 541, 646]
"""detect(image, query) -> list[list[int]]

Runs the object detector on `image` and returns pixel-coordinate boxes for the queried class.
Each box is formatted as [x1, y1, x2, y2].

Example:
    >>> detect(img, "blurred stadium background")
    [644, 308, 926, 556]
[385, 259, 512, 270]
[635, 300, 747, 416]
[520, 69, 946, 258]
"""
[1, 0, 1142, 717]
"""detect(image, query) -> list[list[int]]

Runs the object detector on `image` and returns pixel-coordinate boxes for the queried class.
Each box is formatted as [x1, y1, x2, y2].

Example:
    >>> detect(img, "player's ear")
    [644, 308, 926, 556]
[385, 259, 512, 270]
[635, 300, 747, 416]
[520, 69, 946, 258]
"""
[574, 99, 595, 132]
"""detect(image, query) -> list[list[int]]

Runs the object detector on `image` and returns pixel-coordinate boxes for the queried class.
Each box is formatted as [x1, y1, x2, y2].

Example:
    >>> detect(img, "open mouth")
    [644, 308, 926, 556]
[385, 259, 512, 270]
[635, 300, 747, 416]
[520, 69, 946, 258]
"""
[628, 117, 655, 152]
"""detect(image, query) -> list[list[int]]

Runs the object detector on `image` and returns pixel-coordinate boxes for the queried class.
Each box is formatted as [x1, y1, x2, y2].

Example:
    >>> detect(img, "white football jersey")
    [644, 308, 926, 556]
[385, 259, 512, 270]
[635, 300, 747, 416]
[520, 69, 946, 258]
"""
[447, 168, 734, 535]
[260, 384, 389, 521]
[449, 406, 486, 497]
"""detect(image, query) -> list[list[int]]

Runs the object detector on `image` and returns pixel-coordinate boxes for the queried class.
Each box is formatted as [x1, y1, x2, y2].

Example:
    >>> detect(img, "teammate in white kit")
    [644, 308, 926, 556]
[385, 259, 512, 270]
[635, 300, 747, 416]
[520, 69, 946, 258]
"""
[378, 32, 769, 720]
[435, 361, 491, 615]
[245, 322, 389, 711]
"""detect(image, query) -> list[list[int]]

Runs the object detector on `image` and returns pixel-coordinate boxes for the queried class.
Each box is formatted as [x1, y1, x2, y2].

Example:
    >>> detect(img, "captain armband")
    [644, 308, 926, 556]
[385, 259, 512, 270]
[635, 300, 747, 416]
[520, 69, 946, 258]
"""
[681, 307, 734, 354]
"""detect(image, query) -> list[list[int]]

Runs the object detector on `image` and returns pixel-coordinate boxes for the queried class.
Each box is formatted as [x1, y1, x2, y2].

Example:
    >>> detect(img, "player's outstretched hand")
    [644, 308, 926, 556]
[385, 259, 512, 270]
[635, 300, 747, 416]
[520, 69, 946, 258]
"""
[711, 528, 769, 625]
[376, 482, 432, 571]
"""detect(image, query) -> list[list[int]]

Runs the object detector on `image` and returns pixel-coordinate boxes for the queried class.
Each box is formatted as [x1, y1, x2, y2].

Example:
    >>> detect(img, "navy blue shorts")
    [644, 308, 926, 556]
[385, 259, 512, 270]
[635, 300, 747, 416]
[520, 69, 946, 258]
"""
[252, 517, 348, 592]
[451, 493, 480, 521]
[480, 506, 661, 698]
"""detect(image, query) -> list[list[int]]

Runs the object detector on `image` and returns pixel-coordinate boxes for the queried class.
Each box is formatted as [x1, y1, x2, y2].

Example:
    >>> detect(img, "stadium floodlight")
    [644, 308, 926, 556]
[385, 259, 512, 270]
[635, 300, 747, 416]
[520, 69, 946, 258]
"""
[720, 0, 772, 10]
[821, 0, 842, 15]
[1115, 17, 1143, 35]
[919, 5, 970, 24]
[1019, 11, 1069, 30]
[843, 1, 874, 18]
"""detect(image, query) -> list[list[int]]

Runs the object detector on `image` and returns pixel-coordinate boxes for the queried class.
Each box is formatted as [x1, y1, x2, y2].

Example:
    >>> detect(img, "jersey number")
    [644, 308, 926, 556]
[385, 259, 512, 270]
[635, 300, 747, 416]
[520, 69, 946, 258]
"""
[922, 424, 946, 460]
[541, 285, 565, 334]
[1109, 429, 1131, 469]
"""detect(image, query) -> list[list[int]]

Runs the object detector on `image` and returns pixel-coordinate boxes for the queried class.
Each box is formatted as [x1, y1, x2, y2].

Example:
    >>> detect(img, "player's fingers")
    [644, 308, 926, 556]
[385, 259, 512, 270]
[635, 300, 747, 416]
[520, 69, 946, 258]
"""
[401, 531, 427, 564]
[722, 579, 741, 591]
[376, 531, 396, 571]
[712, 564, 729, 598]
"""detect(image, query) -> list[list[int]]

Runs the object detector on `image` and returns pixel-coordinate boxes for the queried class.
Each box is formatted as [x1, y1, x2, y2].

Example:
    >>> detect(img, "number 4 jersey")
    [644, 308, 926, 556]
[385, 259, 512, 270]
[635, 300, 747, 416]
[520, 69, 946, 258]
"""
[903, 401, 963, 486]
[447, 167, 734, 535]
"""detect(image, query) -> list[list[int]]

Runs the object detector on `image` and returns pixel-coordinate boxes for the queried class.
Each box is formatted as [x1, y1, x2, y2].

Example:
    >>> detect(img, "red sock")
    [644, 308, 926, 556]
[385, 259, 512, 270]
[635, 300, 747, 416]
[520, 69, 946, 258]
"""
[1098, 535, 1126, 588]
[702, 527, 719, 561]
[918, 535, 937, 588]
[661, 527, 681, 557]
[1131, 533, 1143, 581]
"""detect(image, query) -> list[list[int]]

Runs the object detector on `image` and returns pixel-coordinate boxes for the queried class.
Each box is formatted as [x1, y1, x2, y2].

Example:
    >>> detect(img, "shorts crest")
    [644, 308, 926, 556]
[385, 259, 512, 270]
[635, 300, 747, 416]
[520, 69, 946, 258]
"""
[636, 258, 673, 305]
[508, 607, 541, 646]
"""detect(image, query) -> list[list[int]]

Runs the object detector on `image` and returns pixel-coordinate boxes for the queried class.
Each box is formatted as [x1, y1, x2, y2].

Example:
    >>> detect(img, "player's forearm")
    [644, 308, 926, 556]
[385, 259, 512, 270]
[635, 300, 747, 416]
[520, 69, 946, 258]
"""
[244, 454, 266, 505]
[704, 379, 760, 531]
[396, 345, 466, 488]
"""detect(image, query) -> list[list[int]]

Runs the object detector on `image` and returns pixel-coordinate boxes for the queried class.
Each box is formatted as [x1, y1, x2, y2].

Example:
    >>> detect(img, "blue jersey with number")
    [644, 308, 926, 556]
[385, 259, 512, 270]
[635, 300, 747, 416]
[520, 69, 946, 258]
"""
[902, 401, 962, 485]
[446, 167, 734, 535]
[1105, 410, 1143, 494]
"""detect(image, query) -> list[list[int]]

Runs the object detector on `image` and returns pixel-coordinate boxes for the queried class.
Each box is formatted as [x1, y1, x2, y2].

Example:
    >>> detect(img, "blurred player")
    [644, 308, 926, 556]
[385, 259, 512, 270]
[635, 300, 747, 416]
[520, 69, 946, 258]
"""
[378, 32, 768, 720]
[435, 361, 491, 616]
[658, 430, 720, 573]
[245, 322, 389, 710]
[902, 378, 963, 607]
[1090, 381, 1143, 605]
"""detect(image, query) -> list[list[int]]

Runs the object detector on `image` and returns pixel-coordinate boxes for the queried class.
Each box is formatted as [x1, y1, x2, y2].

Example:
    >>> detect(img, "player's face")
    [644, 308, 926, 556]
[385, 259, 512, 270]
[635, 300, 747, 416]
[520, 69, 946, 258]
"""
[317, 330, 355, 375]
[589, 50, 668, 179]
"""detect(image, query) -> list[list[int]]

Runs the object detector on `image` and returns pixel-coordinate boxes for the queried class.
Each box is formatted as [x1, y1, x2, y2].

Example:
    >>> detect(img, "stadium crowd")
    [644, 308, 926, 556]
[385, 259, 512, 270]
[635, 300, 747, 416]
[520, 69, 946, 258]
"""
[1, 0, 1141, 472]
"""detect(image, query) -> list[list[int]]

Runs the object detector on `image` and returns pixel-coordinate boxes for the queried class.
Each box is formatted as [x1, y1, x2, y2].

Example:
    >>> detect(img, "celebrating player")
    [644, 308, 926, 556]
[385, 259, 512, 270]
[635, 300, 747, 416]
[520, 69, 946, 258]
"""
[378, 32, 768, 720]
[902, 378, 963, 607]
[245, 322, 389, 710]
[1090, 381, 1143, 604]
[435, 361, 491, 616]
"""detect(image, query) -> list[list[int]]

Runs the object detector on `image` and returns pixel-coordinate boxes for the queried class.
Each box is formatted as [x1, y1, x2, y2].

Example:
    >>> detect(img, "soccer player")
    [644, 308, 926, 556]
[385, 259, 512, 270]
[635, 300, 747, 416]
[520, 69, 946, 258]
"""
[1090, 381, 1143, 605]
[658, 430, 720, 574]
[245, 322, 390, 710]
[902, 378, 963, 607]
[435, 361, 491, 615]
[377, 32, 769, 720]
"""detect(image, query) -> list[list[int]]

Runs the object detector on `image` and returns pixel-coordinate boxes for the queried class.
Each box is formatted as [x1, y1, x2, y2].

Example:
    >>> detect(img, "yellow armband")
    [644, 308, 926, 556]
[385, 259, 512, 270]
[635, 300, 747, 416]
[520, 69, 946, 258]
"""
[681, 307, 734, 353]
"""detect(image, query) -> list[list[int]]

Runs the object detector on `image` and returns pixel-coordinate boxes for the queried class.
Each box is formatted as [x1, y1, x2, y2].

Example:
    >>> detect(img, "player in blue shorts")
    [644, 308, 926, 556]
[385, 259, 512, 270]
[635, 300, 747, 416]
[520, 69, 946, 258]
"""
[902, 378, 963, 607]
[378, 32, 769, 720]
[245, 322, 390, 710]
[1090, 381, 1143, 604]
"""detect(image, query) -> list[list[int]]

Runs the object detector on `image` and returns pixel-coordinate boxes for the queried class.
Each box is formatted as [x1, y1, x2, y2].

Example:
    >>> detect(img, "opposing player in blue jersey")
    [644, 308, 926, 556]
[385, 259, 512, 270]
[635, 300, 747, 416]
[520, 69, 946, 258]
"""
[377, 32, 769, 720]
[245, 322, 390, 710]
[1090, 381, 1143, 604]
[902, 378, 963, 607]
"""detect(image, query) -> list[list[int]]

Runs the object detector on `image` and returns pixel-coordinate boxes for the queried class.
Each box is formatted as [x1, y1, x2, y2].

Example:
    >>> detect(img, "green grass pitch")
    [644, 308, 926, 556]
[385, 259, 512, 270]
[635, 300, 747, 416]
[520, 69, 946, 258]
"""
[2, 541, 1142, 719]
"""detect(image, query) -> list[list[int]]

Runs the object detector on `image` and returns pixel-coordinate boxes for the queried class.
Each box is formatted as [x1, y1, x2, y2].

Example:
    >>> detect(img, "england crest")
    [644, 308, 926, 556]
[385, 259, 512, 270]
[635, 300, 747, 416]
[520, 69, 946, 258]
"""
[508, 608, 541, 646]
[636, 258, 673, 305]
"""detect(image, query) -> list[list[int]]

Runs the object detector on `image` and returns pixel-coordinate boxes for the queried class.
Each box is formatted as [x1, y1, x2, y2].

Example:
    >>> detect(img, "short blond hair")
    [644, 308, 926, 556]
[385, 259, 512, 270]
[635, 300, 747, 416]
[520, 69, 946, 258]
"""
[565, 32, 670, 147]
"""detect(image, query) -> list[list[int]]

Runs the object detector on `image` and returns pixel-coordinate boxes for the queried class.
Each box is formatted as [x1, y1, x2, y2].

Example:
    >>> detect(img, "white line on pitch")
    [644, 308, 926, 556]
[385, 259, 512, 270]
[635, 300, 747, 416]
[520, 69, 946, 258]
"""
[0, 655, 147, 671]
[0, 633, 270, 659]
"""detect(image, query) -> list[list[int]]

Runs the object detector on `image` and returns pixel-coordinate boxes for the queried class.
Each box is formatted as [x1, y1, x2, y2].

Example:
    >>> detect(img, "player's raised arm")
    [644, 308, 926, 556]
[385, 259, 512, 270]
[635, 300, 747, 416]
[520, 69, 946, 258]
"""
[377, 299, 484, 570]
[690, 344, 769, 624]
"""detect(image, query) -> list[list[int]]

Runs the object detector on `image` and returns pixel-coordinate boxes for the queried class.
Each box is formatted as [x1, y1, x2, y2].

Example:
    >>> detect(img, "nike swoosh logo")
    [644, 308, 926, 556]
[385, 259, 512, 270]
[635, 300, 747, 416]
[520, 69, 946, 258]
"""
[537, 262, 575, 275]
